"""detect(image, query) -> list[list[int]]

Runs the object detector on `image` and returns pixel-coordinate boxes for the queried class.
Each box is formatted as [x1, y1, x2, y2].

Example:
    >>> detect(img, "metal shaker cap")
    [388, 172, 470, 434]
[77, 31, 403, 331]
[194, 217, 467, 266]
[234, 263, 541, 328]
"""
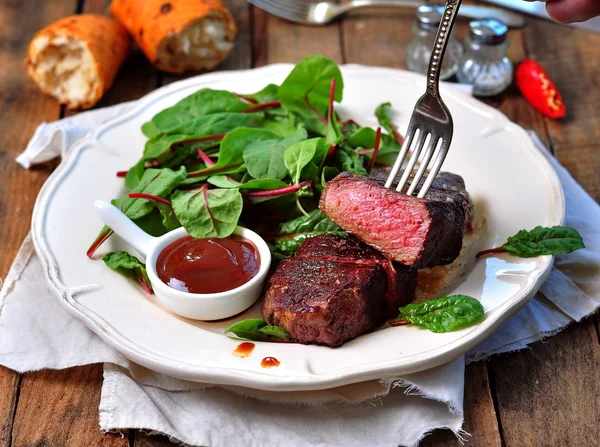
[469, 19, 508, 45]
[416, 5, 443, 31]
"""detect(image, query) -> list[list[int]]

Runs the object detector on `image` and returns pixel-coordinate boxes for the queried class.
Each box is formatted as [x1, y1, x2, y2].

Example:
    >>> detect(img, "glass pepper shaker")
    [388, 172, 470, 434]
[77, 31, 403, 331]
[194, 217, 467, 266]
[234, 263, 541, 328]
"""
[406, 5, 463, 81]
[457, 19, 513, 97]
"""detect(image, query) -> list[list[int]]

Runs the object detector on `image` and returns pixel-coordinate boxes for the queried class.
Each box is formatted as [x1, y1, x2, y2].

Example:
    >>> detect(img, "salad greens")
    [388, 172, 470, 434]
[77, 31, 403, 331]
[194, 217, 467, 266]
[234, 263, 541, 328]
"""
[390, 295, 485, 333]
[103, 252, 153, 294]
[226, 318, 291, 342]
[88, 55, 401, 261]
[476, 225, 585, 259]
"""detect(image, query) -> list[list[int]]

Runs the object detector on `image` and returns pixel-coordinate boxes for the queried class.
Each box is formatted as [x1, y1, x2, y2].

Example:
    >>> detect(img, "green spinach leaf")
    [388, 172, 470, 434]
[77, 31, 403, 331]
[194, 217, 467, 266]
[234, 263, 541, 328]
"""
[171, 186, 243, 238]
[284, 138, 323, 184]
[479, 226, 585, 258]
[147, 89, 250, 134]
[207, 176, 288, 191]
[336, 145, 368, 176]
[240, 128, 307, 180]
[391, 295, 485, 333]
[103, 251, 153, 294]
[278, 55, 343, 135]
[375, 102, 402, 144]
[242, 84, 279, 103]
[225, 318, 290, 342]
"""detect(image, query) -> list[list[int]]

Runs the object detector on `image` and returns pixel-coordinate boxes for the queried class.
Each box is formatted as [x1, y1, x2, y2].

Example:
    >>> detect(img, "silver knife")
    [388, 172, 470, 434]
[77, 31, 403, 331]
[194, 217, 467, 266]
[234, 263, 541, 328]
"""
[482, 0, 600, 33]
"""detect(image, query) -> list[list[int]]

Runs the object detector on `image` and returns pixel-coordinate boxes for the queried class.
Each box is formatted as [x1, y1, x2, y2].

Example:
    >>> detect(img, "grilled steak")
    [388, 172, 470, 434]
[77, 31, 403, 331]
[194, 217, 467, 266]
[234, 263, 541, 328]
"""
[262, 235, 417, 347]
[319, 172, 469, 268]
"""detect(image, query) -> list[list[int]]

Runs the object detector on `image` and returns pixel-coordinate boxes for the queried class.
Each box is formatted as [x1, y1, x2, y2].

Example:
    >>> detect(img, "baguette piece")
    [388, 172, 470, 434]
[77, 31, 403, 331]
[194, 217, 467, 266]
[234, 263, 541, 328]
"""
[27, 14, 130, 110]
[109, 0, 237, 74]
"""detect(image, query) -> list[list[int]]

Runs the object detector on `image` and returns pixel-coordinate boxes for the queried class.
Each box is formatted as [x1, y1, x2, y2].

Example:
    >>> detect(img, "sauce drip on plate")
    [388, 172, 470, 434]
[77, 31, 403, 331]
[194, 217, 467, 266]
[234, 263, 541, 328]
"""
[233, 342, 255, 358]
[260, 357, 280, 368]
[157, 235, 260, 294]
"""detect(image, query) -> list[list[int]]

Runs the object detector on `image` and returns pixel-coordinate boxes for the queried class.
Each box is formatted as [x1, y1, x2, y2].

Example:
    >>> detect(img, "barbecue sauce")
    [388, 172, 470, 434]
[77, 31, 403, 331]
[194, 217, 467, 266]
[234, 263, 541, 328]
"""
[260, 357, 280, 368]
[233, 342, 255, 358]
[156, 235, 260, 294]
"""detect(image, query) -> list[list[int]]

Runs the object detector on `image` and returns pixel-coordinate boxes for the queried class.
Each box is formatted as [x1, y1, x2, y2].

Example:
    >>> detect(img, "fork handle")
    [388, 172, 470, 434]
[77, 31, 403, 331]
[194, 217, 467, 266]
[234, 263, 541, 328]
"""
[426, 0, 462, 98]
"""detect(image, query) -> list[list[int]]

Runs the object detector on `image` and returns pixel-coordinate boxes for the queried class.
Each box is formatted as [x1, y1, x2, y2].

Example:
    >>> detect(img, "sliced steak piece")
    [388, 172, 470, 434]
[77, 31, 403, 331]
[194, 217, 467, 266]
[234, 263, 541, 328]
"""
[262, 235, 417, 347]
[370, 168, 472, 222]
[295, 235, 416, 318]
[319, 172, 467, 268]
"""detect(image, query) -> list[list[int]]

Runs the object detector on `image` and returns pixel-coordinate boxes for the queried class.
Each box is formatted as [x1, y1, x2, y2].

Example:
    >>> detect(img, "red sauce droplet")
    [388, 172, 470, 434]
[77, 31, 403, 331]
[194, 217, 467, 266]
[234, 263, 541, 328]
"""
[260, 357, 280, 368]
[156, 235, 260, 294]
[233, 342, 255, 358]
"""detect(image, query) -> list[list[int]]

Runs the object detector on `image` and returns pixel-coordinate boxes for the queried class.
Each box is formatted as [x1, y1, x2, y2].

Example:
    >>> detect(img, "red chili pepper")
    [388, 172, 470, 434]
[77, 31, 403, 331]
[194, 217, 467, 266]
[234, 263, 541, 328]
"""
[515, 60, 566, 119]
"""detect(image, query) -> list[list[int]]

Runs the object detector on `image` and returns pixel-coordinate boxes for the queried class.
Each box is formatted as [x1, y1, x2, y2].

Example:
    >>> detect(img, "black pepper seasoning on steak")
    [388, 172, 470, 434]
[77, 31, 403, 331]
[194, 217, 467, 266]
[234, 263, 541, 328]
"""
[261, 235, 417, 347]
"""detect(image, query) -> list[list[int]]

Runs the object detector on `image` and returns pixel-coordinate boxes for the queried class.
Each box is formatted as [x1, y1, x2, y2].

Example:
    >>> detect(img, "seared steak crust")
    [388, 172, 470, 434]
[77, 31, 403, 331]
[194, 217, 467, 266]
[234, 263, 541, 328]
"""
[319, 172, 468, 268]
[262, 235, 417, 347]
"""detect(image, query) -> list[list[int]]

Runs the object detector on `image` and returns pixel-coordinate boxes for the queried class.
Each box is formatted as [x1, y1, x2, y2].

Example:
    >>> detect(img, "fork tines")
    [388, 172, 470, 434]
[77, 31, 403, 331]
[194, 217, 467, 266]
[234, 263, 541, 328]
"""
[384, 124, 450, 199]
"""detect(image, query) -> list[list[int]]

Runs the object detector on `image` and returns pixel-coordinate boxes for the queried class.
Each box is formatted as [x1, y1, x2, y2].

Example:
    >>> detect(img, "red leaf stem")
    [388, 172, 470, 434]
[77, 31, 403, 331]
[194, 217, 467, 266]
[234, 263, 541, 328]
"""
[86, 228, 114, 258]
[245, 180, 312, 198]
[235, 93, 259, 104]
[116, 170, 128, 177]
[340, 119, 359, 132]
[173, 134, 226, 147]
[243, 100, 281, 113]
[187, 163, 243, 177]
[368, 127, 382, 172]
[196, 148, 215, 166]
[128, 193, 172, 206]
[475, 247, 507, 260]
[328, 78, 336, 123]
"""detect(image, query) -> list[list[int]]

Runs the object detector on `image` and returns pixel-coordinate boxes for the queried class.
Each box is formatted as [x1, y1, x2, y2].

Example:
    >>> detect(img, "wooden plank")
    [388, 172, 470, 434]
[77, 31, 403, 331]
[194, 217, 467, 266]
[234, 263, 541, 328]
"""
[134, 432, 175, 447]
[0, 367, 19, 447]
[421, 357, 502, 446]
[0, 0, 79, 444]
[11, 365, 128, 446]
[522, 18, 600, 194]
[490, 320, 600, 446]
[11, 0, 159, 445]
[252, 6, 342, 66]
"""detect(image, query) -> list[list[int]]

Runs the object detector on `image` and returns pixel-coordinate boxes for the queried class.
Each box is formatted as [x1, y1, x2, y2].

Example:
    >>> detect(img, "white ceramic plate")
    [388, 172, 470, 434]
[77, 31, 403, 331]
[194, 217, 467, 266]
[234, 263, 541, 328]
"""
[32, 64, 564, 391]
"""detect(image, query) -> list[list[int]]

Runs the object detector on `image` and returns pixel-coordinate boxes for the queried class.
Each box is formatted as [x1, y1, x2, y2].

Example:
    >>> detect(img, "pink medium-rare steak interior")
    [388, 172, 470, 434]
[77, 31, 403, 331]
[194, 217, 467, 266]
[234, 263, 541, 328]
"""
[321, 176, 431, 265]
[319, 172, 467, 268]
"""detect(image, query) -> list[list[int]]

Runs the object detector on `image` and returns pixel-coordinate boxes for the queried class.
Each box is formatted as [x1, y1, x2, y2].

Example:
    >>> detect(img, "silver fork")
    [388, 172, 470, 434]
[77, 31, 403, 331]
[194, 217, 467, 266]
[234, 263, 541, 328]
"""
[384, 0, 461, 198]
[247, 0, 525, 28]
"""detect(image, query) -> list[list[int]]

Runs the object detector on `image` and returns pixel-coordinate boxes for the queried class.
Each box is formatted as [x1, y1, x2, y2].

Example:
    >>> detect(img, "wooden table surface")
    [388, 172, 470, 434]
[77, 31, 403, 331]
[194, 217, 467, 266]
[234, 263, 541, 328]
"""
[1, 0, 599, 446]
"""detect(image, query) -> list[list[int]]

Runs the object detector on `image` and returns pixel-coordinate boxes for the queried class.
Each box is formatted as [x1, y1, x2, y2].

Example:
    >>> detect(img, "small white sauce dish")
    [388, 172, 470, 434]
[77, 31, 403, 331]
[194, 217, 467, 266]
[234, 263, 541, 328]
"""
[93, 200, 272, 321]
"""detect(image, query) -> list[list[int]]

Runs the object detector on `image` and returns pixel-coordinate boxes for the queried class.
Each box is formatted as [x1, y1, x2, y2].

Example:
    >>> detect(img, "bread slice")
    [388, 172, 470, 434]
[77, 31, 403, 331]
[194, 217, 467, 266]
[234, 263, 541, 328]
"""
[27, 14, 130, 110]
[109, 0, 237, 74]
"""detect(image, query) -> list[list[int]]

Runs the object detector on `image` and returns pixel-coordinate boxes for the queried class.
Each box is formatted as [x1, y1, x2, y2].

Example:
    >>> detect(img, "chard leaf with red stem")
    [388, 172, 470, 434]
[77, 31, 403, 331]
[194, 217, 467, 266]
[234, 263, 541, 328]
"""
[171, 185, 243, 238]
[375, 102, 404, 144]
[278, 55, 343, 135]
[103, 251, 153, 294]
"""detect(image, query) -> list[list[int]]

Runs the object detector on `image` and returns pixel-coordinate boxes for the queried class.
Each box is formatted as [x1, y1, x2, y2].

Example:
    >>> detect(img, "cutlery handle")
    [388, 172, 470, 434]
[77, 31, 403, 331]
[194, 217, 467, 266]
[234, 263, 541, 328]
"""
[93, 200, 156, 258]
[426, 0, 462, 98]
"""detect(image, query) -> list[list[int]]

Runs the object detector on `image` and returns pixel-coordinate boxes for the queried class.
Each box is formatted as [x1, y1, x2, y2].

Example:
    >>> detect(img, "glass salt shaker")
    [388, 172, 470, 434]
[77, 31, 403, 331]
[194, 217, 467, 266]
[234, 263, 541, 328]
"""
[457, 19, 513, 96]
[406, 5, 463, 81]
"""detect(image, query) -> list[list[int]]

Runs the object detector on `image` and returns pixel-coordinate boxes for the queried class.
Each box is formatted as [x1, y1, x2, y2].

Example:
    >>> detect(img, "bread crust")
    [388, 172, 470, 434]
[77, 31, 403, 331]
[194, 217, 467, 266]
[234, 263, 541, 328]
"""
[109, 0, 237, 74]
[27, 14, 130, 109]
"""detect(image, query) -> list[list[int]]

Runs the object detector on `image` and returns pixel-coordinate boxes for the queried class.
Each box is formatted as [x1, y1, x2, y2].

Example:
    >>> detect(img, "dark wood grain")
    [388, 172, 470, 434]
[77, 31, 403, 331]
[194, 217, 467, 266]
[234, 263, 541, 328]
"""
[0, 0, 79, 444]
[0, 367, 19, 447]
[252, 6, 342, 66]
[421, 362, 502, 447]
[134, 432, 175, 447]
[523, 19, 600, 199]
[12, 365, 128, 447]
[490, 320, 600, 446]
